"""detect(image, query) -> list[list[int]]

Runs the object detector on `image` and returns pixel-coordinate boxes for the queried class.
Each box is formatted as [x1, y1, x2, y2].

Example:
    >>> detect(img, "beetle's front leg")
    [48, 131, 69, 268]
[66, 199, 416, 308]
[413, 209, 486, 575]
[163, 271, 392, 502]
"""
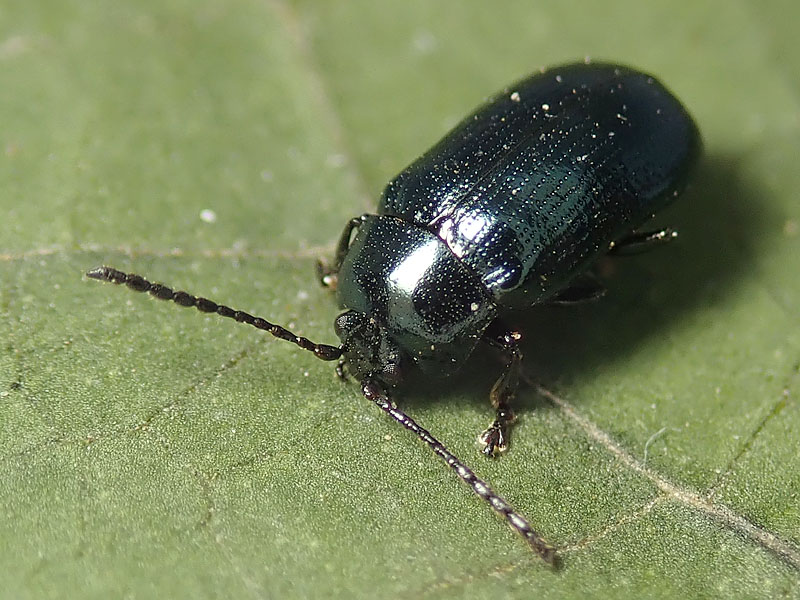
[335, 357, 348, 381]
[316, 214, 371, 289]
[315, 259, 338, 289]
[479, 323, 522, 457]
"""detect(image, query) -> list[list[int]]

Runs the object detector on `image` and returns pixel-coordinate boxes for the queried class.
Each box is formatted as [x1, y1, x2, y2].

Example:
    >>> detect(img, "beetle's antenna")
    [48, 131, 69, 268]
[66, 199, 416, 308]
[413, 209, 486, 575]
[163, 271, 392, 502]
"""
[86, 266, 343, 361]
[361, 379, 557, 565]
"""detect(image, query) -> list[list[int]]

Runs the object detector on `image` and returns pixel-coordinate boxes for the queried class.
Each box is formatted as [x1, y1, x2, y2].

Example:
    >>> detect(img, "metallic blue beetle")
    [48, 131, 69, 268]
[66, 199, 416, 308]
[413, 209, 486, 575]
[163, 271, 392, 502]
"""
[89, 61, 700, 563]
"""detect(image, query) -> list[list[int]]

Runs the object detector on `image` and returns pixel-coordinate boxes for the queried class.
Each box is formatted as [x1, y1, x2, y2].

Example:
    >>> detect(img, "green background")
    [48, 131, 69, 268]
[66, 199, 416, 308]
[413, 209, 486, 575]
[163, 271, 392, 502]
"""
[2, 1, 799, 598]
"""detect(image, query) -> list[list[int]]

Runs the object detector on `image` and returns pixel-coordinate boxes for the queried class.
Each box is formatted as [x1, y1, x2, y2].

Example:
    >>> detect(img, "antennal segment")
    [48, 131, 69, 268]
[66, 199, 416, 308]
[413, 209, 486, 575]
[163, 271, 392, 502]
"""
[86, 266, 343, 361]
[361, 379, 557, 564]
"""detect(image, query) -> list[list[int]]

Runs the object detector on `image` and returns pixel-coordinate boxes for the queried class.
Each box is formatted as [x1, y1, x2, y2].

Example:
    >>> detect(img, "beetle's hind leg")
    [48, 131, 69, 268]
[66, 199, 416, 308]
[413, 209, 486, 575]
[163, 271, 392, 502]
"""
[546, 273, 606, 304]
[608, 227, 677, 255]
[478, 322, 523, 457]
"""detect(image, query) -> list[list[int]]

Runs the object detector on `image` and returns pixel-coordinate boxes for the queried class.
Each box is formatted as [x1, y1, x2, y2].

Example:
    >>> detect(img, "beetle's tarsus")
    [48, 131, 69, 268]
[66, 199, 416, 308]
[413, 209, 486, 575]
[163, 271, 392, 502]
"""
[334, 358, 348, 381]
[481, 323, 522, 457]
[609, 227, 678, 255]
[316, 258, 338, 290]
[547, 274, 606, 304]
[479, 415, 514, 457]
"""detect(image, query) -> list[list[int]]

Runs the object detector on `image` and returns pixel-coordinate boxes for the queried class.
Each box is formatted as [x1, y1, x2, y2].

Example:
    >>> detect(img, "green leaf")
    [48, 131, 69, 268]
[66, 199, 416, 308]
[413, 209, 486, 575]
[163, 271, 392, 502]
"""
[2, 0, 799, 597]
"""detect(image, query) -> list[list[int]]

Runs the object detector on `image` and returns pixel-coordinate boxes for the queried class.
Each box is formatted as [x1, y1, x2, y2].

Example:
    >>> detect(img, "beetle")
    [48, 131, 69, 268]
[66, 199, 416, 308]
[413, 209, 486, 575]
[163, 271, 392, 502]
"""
[87, 61, 700, 564]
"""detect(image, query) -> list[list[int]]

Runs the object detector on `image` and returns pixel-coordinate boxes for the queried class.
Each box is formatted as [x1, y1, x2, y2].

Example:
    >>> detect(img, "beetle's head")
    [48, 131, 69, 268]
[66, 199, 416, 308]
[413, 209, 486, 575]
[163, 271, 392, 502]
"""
[334, 310, 407, 387]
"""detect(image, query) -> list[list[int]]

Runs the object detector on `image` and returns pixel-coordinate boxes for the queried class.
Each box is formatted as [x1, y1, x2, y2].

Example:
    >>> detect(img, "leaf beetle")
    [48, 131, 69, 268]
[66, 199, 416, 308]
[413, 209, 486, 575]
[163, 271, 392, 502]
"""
[88, 60, 700, 564]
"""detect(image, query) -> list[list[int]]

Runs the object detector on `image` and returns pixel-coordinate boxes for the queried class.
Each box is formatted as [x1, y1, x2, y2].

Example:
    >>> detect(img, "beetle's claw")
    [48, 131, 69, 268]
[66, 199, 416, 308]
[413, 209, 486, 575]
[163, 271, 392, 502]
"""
[478, 425, 509, 457]
[315, 259, 338, 290]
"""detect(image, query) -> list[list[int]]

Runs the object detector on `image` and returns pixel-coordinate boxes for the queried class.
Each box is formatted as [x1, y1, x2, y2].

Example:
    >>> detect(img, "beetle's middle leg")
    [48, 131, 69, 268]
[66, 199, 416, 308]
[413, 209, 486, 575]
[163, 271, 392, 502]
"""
[479, 322, 523, 457]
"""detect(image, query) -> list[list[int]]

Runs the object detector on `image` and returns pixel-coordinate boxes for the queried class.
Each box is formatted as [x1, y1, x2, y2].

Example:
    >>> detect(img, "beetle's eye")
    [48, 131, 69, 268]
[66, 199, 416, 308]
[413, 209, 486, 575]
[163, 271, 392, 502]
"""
[334, 309, 365, 339]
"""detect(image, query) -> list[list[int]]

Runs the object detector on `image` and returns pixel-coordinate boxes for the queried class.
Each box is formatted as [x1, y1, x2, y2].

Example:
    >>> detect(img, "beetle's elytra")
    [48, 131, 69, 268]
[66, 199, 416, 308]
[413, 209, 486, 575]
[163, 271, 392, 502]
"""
[88, 61, 700, 564]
